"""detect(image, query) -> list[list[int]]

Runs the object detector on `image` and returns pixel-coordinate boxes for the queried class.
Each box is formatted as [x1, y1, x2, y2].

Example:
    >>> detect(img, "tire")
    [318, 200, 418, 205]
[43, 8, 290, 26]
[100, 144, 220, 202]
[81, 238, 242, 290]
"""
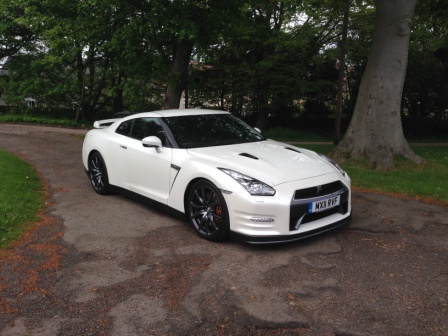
[88, 151, 110, 195]
[187, 180, 230, 241]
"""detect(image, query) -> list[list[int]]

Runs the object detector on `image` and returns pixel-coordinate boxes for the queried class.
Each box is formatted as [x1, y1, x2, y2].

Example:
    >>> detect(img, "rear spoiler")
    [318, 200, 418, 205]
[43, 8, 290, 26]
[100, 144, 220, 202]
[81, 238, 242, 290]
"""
[93, 118, 121, 129]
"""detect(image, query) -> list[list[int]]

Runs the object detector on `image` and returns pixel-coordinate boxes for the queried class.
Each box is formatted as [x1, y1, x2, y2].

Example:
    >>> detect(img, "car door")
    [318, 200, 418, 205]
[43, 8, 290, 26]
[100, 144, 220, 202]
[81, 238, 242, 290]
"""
[118, 117, 173, 204]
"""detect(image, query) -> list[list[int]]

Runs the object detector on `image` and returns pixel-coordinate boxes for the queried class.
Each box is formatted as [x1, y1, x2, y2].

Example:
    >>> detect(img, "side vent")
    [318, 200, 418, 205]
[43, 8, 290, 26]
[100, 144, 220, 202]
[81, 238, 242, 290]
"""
[239, 153, 259, 160]
[285, 147, 301, 153]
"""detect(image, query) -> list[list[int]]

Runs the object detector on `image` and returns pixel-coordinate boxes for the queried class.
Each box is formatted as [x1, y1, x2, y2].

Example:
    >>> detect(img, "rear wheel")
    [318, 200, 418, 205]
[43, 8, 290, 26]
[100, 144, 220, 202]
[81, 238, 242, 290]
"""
[88, 151, 110, 195]
[187, 180, 229, 241]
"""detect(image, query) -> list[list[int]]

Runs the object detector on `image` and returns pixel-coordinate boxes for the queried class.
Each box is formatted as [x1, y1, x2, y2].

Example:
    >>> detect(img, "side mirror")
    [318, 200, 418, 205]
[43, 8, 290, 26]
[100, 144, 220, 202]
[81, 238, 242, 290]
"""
[142, 136, 162, 148]
[254, 127, 261, 133]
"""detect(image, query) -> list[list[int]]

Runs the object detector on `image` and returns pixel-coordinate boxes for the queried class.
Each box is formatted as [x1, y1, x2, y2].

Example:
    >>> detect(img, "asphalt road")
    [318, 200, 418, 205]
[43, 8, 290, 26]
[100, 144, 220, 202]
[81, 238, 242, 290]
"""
[0, 123, 447, 336]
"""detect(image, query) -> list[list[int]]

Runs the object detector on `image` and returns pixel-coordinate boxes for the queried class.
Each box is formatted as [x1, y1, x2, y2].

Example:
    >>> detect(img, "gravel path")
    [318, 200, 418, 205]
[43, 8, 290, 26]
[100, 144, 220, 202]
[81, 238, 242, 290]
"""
[0, 123, 447, 336]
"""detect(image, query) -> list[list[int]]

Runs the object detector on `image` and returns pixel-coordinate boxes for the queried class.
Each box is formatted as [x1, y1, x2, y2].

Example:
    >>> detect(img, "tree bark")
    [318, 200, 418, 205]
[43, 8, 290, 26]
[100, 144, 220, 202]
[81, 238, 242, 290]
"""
[334, 1, 349, 145]
[333, 0, 423, 169]
[75, 50, 85, 122]
[112, 72, 124, 114]
[163, 39, 194, 110]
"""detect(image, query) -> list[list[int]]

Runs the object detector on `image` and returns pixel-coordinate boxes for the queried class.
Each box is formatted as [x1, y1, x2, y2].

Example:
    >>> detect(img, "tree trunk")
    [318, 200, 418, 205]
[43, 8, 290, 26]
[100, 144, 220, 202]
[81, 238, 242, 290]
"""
[164, 39, 194, 110]
[334, 1, 349, 145]
[75, 51, 85, 122]
[113, 87, 124, 114]
[112, 72, 124, 114]
[333, 0, 423, 169]
[255, 97, 271, 131]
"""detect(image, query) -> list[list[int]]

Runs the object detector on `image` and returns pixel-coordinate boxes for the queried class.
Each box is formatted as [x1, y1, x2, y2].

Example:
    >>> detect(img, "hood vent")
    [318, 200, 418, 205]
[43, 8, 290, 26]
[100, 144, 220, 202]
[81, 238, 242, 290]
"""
[285, 147, 301, 153]
[239, 153, 259, 160]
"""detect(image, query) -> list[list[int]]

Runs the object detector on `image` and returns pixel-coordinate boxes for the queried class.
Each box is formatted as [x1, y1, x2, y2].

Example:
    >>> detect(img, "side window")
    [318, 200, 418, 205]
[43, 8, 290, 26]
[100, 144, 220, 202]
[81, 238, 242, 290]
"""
[143, 118, 169, 146]
[118, 117, 168, 146]
[115, 120, 132, 136]
[129, 118, 148, 140]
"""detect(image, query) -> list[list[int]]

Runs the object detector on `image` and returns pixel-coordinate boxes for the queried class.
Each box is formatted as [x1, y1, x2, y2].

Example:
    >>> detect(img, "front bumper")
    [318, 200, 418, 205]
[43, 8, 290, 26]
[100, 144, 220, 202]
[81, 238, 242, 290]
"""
[223, 173, 351, 243]
[230, 213, 351, 244]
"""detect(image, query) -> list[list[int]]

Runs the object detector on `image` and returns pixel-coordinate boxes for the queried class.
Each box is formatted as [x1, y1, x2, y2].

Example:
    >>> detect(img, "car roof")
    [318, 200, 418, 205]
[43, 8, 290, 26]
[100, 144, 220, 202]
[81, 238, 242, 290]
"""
[96, 109, 231, 131]
[126, 109, 230, 119]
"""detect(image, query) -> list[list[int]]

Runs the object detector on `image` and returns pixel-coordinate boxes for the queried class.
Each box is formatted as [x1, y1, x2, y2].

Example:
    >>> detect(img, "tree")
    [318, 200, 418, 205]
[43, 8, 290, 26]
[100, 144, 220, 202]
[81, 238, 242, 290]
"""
[333, 0, 423, 169]
[140, 0, 244, 110]
[193, 0, 342, 130]
[403, 0, 448, 131]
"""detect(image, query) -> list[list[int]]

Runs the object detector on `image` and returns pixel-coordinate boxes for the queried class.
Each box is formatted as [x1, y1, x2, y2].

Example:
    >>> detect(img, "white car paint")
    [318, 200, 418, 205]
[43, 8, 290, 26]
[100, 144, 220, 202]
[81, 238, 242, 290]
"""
[82, 109, 352, 243]
[186, 141, 336, 186]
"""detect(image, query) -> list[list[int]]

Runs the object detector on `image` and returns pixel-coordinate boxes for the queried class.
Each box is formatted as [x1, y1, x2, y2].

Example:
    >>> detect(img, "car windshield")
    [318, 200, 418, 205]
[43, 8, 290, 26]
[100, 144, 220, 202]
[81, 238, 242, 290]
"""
[163, 114, 265, 148]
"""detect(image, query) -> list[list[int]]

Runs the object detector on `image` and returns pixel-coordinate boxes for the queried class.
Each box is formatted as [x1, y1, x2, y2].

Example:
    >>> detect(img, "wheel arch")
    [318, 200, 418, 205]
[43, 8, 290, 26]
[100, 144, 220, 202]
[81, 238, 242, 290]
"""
[184, 177, 230, 241]
[168, 159, 247, 214]
[86, 149, 111, 195]
[183, 177, 209, 213]
[88, 148, 100, 159]
[86, 147, 112, 174]
[180, 169, 239, 213]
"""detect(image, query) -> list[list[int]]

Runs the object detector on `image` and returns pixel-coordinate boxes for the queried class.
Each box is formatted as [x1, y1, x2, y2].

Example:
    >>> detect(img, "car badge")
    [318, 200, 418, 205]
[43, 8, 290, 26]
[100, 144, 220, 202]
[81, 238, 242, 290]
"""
[316, 185, 322, 195]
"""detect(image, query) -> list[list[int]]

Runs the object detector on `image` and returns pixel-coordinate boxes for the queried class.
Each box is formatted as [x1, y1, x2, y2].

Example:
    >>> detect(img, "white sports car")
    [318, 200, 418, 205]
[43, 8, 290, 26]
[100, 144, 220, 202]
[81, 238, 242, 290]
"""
[82, 109, 351, 243]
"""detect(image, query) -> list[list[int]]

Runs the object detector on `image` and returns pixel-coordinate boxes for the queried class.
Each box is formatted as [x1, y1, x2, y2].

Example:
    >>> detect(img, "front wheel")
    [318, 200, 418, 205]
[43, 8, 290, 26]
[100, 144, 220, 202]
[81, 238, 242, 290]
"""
[187, 180, 230, 241]
[88, 151, 110, 195]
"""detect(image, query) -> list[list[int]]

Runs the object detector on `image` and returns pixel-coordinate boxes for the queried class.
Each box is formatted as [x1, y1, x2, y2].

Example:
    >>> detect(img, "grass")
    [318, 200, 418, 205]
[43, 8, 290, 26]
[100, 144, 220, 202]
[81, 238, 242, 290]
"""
[264, 127, 332, 142]
[297, 144, 448, 203]
[0, 113, 81, 128]
[0, 149, 44, 248]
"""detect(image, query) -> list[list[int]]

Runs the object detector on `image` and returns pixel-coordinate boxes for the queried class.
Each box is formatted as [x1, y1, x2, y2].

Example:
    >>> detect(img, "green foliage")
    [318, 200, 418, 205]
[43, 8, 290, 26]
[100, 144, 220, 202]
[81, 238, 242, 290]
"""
[0, 0, 446, 138]
[0, 148, 44, 248]
[0, 113, 80, 126]
[403, 0, 448, 122]
[263, 127, 331, 142]
[189, 0, 342, 121]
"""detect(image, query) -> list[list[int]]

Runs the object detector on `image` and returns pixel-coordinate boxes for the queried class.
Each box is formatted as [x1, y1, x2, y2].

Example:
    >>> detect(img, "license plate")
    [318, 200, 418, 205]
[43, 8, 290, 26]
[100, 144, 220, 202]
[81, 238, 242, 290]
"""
[309, 195, 340, 213]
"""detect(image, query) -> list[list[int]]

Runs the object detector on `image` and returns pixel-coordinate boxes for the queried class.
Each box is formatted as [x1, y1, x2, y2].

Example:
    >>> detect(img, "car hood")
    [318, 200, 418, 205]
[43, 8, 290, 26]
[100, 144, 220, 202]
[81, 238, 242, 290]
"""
[186, 140, 335, 186]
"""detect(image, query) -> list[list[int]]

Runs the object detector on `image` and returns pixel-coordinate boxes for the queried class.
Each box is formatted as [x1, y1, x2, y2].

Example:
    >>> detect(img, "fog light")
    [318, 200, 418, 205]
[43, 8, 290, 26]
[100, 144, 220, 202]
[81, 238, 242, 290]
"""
[250, 217, 274, 222]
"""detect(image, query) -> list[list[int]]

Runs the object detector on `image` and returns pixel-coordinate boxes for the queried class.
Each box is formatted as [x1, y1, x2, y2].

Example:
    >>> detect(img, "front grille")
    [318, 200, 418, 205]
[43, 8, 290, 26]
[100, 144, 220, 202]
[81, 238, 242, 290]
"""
[294, 181, 345, 200]
[289, 181, 349, 231]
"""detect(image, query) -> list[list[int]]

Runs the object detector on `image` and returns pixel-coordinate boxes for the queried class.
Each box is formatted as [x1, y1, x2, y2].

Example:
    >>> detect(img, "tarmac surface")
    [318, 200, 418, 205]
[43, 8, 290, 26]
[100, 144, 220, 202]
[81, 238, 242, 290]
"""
[0, 123, 447, 336]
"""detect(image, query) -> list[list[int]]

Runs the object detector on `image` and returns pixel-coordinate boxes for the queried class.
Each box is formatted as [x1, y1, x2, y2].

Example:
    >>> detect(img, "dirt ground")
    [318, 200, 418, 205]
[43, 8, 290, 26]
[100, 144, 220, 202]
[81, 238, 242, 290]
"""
[0, 123, 447, 336]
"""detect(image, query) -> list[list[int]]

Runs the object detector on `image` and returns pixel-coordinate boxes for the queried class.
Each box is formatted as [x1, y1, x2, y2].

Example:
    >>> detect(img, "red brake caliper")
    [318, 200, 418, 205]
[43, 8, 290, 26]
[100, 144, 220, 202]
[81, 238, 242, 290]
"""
[215, 205, 222, 224]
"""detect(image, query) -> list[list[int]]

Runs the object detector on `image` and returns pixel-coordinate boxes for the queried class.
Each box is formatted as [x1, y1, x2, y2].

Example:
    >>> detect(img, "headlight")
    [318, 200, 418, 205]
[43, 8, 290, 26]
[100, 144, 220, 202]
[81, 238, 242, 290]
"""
[218, 168, 276, 196]
[318, 154, 346, 176]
